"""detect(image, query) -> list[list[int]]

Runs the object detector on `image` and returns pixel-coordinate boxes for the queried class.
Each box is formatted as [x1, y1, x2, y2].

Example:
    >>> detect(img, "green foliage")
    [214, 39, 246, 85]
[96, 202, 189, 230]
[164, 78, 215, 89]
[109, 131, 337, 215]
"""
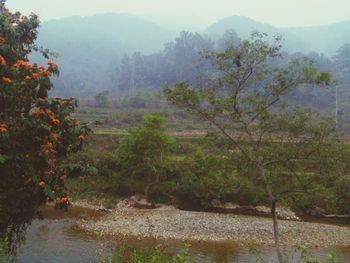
[94, 90, 109, 108]
[297, 246, 342, 263]
[164, 33, 335, 205]
[0, 237, 11, 263]
[65, 132, 350, 216]
[332, 175, 350, 213]
[175, 149, 237, 210]
[116, 113, 176, 200]
[100, 245, 194, 263]
[164, 32, 339, 263]
[113, 31, 214, 92]
[0, 1, 90, 208]
[0, 1, 90, 257]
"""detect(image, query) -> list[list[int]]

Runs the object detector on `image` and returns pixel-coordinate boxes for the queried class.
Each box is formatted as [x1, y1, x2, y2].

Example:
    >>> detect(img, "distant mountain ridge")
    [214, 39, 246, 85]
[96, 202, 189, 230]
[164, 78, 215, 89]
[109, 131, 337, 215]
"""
[33, 13, 350, 97]
[283, 19, 350, 55]
[205, 15, 350, 55]
[35, 13, 177, 96]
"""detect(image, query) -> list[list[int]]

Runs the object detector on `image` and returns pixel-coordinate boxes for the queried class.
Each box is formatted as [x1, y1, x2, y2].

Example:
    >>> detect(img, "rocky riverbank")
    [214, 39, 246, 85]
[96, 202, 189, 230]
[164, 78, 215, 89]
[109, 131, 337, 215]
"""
[76, 199, 350, 247]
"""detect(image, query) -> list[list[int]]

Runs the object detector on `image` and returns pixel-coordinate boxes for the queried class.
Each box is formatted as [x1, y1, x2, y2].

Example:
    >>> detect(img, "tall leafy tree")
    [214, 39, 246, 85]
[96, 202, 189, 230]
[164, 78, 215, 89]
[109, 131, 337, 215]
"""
[0, 0, 89, 254]
[164, 33, 332, 263]
[117, 113, 175, 201]
[217, 29, 241, 51]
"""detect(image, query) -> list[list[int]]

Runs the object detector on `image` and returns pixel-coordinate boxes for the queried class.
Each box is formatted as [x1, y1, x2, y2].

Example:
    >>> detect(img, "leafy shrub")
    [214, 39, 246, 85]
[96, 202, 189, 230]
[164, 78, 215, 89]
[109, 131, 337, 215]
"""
[175, 150, 237, 210]
[100, 245, 194, 263]
[116, 113, 176, 201]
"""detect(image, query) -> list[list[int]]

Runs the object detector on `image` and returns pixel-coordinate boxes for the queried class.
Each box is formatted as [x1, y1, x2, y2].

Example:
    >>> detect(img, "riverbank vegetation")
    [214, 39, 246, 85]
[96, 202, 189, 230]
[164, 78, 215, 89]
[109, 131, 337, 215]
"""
[95, 243, 343, 263]
[0, 1, 89, 260]
[1, 1, 350, 262]
[65, 128, 350, 218]
[65, 34, 350, 262]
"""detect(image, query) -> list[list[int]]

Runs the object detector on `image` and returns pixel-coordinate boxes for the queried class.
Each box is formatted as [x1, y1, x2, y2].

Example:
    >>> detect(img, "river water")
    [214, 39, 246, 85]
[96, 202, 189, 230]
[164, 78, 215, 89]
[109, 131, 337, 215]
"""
[12, 206, 350, 263]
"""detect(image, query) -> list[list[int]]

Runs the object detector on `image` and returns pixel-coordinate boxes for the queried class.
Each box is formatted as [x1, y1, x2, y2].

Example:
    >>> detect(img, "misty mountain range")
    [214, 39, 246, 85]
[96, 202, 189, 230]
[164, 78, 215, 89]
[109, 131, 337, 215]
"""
[206, 15, 350, 55]
[34, 13, 350, 96]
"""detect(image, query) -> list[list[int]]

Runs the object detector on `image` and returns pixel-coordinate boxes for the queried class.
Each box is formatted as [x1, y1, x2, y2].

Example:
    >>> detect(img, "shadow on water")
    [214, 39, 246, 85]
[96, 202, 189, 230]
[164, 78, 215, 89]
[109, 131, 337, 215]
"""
[105, 236, 350, 263]
[1, 205, 349, 263]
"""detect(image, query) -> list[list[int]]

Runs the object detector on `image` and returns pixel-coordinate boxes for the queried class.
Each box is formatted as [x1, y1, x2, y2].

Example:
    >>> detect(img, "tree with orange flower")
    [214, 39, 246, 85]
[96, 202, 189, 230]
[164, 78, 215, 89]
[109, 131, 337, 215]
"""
[0, 0, 89, 238]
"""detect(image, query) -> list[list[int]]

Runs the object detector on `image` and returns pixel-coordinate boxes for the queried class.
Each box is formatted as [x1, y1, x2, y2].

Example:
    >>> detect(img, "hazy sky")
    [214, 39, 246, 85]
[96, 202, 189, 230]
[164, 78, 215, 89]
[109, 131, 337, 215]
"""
[6, 0, 350, 29]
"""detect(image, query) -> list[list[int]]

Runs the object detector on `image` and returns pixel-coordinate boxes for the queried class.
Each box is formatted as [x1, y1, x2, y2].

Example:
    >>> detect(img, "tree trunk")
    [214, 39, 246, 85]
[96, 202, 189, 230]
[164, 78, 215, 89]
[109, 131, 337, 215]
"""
[271, 199, 284, 263]
[258, 161, 284, 263]
[144, 174, 152, 201]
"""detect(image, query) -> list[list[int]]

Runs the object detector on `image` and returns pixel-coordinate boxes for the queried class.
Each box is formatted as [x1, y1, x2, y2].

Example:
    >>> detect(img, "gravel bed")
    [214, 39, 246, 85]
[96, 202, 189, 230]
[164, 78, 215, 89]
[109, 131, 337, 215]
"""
[77, 202, 350, 247]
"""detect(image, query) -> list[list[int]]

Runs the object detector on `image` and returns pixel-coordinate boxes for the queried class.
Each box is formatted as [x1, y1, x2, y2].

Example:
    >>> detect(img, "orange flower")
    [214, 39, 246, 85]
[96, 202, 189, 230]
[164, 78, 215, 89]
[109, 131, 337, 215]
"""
[2, 77, 12, 85]
[59, 197, 69, 203]
[0, 123, 8, 133]
[39, 181, 45, 188]
[51, 118, 60, 125]
[13, 60, 28, 68]
[32, 108, 45, 116]
[47, 60, 58, 69]
[0, 55, 6, 66]
[78, 135, 85, 141]
[32, 73, 40, 79]
[24, 76, 31, 81]
[72, 120, 79, 126]
[0, 37, 5, 44]
[41, 71, 52, 77]
[46, 141, 53, 150]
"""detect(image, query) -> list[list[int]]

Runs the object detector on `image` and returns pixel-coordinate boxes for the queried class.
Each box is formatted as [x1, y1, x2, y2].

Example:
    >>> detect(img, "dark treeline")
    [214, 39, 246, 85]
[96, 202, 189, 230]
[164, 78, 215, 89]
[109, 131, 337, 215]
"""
[111, 30, 349, 93]
[111, 31, 216, 94]
[37, 13, 350, 99]
[105, 30, 350, 129]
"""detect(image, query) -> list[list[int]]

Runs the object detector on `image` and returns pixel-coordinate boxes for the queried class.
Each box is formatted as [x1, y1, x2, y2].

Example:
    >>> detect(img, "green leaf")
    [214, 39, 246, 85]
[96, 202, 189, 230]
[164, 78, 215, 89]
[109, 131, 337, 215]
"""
[0, 154, 7, 164]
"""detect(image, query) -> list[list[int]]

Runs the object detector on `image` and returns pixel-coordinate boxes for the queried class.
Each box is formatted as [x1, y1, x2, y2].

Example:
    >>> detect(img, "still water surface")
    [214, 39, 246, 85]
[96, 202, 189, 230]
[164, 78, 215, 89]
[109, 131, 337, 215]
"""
[13, 206, 350, 263]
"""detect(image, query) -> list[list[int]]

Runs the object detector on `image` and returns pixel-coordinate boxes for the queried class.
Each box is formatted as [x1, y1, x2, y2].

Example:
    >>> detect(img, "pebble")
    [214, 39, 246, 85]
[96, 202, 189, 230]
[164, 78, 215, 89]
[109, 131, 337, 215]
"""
[76, 200, 350, 247]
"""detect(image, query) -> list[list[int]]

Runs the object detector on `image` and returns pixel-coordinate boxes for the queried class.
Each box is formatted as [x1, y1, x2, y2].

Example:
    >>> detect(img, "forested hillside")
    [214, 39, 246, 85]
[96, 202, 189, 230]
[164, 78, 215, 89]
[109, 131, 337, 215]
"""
[33, 14, 350, 100]
[33, 14, 177, 97]
[3, 1, 350, 262]
[206, 15, 350, 55]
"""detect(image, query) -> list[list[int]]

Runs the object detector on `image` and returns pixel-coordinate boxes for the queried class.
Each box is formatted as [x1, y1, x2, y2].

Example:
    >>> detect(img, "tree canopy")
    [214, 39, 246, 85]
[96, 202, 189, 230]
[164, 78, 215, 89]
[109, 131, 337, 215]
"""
[164, 33, 334, 263]
[117, 113, 175, 201]
[0, 0, 89, 251]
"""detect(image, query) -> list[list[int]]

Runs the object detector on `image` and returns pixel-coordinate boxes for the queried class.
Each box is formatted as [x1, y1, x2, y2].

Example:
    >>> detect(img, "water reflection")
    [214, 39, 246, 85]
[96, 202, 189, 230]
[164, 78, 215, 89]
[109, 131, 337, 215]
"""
[0, 189, 46, 261]
[1, 205, 350, 263]
[14, 220, 113, 263]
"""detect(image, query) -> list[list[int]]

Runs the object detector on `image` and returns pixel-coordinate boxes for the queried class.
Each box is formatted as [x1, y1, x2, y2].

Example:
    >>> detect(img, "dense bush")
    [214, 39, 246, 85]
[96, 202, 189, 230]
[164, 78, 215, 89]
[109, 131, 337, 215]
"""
[116, 113, 176, 201]
[174, 150, 237, 210]
[66, 131, 350, 217]
[97, 245, 193, 263]
[332, 175, 350, 214]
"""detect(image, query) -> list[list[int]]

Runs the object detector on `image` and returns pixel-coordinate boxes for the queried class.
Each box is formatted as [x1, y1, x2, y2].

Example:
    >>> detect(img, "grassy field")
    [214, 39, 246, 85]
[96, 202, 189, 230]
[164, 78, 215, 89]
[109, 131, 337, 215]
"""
[73, 105, 213, 133]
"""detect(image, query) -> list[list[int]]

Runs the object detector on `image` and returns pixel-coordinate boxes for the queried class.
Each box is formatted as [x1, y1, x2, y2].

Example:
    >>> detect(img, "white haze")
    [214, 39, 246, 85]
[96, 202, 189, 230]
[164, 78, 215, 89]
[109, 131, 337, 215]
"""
[7, 0, 350, 29]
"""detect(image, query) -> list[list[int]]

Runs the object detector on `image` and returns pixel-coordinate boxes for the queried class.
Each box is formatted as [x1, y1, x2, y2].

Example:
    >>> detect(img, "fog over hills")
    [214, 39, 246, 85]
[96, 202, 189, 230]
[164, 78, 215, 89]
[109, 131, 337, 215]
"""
[205, 15, 350, 55]
[284, 19, 350, 55]
[35, 14, 177, 96]
[33, 13, 350, 96]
